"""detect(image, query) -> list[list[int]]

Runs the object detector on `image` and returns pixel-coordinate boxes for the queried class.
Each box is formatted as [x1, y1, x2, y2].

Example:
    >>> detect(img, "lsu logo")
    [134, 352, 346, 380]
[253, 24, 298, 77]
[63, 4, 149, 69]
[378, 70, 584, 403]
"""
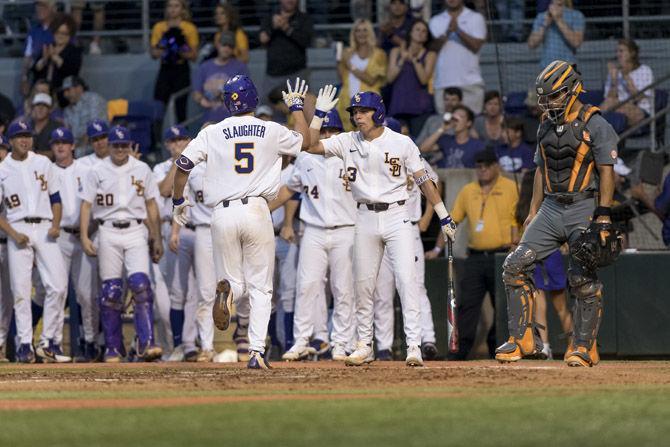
[56, 129, 64, 138]
[34, 171, 47, 191]
[384, 153, 401, 177]
[231, 92, 239, 100]
[406, 175, 415, 191]
[92, 122, 102, 132]
[131, 175, 145, 196]
[115, 129, 125, 139]
[354, 94, 361, 103]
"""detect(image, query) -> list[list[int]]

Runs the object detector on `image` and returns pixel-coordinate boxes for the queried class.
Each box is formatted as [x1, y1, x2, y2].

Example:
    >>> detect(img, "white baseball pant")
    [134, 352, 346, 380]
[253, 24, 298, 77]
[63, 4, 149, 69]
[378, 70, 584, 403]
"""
[97, 224, 151, 280]
[373, 224, 437, 349]
[8, 221, 67, 345]
[292, 224, 355, 347]
[274, 237, 298, 314]
[0, 241, 13, 347]
[151, 261, 172, 352]
[211, 197, 275, 353]
[353, 204, 422, 347]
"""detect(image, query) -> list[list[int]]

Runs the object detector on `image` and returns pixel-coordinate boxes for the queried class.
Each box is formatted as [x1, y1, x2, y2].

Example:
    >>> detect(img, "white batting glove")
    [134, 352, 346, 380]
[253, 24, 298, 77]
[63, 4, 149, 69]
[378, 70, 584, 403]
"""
[314, 84, 339, 118]
[440, 215, 457, 242]
[282, 77, 308, 112]
[172, 197, 192, 226]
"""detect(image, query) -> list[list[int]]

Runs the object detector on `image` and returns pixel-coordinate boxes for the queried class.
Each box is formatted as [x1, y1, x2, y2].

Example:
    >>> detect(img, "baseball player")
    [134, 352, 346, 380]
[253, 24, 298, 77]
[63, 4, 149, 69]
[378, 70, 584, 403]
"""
[80, 125, 164, 362]
[51, 127, 100, 362]
[0, 135, 12, 362]
[270, 109, 357, 361]
[304, 87, 457, 367]
[172, 75, 310, 370]
[154, 125, 199, 361]
[496, 61, 619, 367]
[373, 155, 439, 361]
[79, 119, 110, 167]
[0, 120, 68, 363]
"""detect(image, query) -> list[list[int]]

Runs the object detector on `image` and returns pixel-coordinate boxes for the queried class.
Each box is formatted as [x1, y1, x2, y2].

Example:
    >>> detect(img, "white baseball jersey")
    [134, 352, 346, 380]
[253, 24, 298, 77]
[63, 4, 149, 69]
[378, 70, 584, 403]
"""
[407, 160, 438, 222]
[186, 162, 212, 226]
[286, 152, 357, 228]
[0, 151, 60, 223]
[180, 115, 302, 205]
[321, 127, 424, 204]
[54, 159, 89, 228]
[81, 156, 159, 221]
[78, 153, 107, 169]
[153, 158, 175, 221]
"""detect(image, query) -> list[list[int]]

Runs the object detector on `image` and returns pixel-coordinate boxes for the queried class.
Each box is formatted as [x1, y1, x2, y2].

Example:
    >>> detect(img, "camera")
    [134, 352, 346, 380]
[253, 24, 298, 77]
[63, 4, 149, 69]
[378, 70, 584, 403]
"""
[443, 112, 452, 122]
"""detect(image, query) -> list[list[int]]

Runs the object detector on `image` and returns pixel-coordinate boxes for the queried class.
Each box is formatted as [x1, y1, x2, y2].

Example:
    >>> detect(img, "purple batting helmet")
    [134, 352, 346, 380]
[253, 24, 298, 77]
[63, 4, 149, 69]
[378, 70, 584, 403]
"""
[49, 127, 74, 145]
[346, 91, 386, 126]
[322, 109, 344, 132]
[384, 117, 402, 133]
[223, 75, 258, 115]
[108, 125, 132, 145]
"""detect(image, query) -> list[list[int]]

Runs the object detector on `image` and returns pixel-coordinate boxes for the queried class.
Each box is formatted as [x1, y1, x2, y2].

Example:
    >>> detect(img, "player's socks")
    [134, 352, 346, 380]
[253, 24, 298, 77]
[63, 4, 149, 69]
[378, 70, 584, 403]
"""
[31, 302, 44, 328]
[268, 312, 280, 347]
[283, 312, 294, 351]
[169, 309, 184, 347]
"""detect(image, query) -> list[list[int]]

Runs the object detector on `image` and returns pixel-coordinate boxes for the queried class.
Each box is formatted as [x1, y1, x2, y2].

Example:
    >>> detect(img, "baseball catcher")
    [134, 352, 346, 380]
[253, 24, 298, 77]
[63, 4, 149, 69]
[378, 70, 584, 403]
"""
[495, 60, 622, 367]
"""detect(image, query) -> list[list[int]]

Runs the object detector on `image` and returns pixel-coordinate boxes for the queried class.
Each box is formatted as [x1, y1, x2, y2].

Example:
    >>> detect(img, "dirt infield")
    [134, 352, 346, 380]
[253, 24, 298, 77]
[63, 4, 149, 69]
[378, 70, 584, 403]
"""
[1, 360, 669, 411]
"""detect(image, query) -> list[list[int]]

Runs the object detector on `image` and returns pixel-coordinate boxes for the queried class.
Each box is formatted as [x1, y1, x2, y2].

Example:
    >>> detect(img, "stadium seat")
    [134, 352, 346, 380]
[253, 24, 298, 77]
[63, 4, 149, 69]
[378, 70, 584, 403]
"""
[579, 89, 604, 106]
[503, 91, 527, 116]
[111, 100, 165, 154]
[602, 111, 627, 135]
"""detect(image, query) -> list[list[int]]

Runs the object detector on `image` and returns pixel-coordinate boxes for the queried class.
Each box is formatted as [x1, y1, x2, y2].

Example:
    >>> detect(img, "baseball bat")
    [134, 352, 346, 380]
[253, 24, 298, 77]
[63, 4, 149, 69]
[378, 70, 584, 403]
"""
[446, 239, 459, 353]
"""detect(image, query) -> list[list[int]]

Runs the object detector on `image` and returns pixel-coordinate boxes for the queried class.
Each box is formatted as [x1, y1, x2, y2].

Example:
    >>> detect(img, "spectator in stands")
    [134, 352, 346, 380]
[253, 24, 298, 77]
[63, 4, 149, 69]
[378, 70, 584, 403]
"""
[32, 13, 83, 93]
[520, 88, 542, 145]
[259, 0, 313, 101]
[378, 0, 413, 54]
[71, 1, 105, 55]
[415, 86, 462, 145]
[29, 92, 61, 159]
[192, 31, 250, 124]
[495, 117, 535, 173]
[21, 0, 56, 96]
[0, 92, 15, 130]
[600, 39, 654, 128]
[61, 75, 106, 151]
[336, 19, 388, 131]
[211, 3, 249, 64]
[150, 0, 199, 123]
[429, 0, 486, 114]
[495, 0, 525, 42]
[528, 0, 584, 69]
[387, 19, 436, 137]
[419, 104, 484, 168]
[472, 90, 505, 149]
[429, 149, 519, 360]
[653, 172, 670, 247]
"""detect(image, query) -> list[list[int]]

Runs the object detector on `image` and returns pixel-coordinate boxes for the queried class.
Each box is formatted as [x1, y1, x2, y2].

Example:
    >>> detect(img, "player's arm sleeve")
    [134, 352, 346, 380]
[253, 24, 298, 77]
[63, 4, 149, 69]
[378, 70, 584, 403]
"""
[178, 130, 208, 170]
[144, 167, 160, 202]
[80, 169, 98, 203]
[588, 115, 619, 166]
[276, 125, 304, 157]
[424, 160, 439, 182]
[321, 132, 347, 160]
[470, 12, 487, 39]
[285, 161, 304, 192]
[46, 163, 61, 195]
[405, 141, 425, 174]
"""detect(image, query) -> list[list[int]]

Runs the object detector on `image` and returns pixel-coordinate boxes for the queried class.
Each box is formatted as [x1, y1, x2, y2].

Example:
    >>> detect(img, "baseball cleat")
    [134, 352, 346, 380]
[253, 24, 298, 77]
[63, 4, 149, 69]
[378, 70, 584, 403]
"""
[16, 343, 35, 364]
[282, 343, 316, 361]
[196, 349, 215, 363]
[345, 342, 374, 366]
[213, 280, 233, 331]
[49, 342, 72, 363]
[184, 349, 199, 362]
[247, 351, 272, 370]
[421, 342, 438, 361]
[405, 345, 424, 367]
[168, 344, 185, 362]
[331, 343, 348, 361]
[565, 344, 599, 367]
[376, 349, 393, 361]
[104, 347, 124, 363]
[36, 340, 71, 363]
[138, 344, 163, 362]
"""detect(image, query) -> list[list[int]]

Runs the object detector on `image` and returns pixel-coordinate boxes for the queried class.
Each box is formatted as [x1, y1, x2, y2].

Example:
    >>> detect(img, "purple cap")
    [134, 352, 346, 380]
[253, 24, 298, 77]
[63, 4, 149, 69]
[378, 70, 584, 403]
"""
[108, 125, 132, 145]
[49, 127, 74, 145]
[163, 124, 189, 141]
[87, 119, 109, 138]
[7, 120, 33, 138]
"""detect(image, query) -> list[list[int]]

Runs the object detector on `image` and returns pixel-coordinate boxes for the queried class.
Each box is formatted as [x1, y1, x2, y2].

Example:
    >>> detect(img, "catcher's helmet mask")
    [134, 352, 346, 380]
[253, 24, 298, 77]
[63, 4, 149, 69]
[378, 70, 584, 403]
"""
[536, 60, 583, 123]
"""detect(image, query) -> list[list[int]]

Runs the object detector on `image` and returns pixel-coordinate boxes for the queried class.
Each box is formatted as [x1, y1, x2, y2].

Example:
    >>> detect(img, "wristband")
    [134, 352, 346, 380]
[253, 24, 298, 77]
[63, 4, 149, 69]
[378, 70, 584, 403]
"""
[172, 197, 185, 206]
[289, 104, 304, 112]
[434, 202, 449, 220]
[440, 216, 454, 226]
[314, 109, 327, 119]
[593, 206, 611, 218]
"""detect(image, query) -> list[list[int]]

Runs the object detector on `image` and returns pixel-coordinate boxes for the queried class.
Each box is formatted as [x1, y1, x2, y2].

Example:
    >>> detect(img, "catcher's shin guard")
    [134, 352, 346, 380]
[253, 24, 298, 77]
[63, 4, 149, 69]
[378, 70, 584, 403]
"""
[565, 274, 603, 367]
[496, 246, 544, 362]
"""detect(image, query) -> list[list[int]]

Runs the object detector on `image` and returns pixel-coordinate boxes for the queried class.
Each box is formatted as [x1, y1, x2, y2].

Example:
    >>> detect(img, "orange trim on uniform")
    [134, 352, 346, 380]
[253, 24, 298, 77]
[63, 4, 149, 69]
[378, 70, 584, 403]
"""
[539, 144, 553, 192]
[543, 61, 566, 80]
[568, 141, 590, 191]
[564, 95, 579, 121]
[582, 105, 600, 121]
[579, 162, 594, 191]
[552, 65, 573, 90]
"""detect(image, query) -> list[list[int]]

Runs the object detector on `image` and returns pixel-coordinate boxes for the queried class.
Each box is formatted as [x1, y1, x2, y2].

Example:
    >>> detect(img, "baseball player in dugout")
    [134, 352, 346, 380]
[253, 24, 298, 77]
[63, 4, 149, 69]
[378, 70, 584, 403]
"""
[496, 60, 621, 367]
[171, 75, 310, 370]
[305, 86, 457, 367]
[0, 119, 68, 363]
[80, 125, 164, 363]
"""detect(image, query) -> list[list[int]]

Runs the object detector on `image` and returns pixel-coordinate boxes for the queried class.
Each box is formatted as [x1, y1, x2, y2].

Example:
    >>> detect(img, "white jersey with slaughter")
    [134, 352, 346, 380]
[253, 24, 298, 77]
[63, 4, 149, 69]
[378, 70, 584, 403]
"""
[81, 156, 159, 221]
[320, 127, 424, 204]
[0, 151, 60, 223]
[180, 115, 302, 206]
[286, 152, 357, 228]
[55, 159, 89, 228]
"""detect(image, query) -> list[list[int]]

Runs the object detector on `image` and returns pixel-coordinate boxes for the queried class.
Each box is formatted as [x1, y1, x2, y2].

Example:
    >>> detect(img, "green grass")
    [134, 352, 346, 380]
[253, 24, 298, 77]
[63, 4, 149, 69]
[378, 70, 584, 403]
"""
[0, 388, 668, 447]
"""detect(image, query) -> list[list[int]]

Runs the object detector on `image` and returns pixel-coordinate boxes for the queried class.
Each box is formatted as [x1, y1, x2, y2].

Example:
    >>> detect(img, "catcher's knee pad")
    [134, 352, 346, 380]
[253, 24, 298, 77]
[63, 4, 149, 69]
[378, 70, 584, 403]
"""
[128, 272, 153, 304]
[568, 272, 603, 351]
[100, 278, 124, 311]
[497, 246, 543, 359]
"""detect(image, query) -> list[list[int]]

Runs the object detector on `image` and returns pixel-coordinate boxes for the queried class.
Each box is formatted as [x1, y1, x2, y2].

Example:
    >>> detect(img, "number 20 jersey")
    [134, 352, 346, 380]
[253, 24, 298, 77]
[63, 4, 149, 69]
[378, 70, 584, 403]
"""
[179, 115, 302, 207]
[80, 156, 159, 221]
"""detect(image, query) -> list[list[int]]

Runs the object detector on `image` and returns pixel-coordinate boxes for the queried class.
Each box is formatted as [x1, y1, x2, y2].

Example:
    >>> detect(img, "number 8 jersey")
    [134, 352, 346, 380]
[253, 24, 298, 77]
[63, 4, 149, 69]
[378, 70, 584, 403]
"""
[0, 151, 60, 223]
[178, 115, 302, 206]
[80, 156, 159, 220]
